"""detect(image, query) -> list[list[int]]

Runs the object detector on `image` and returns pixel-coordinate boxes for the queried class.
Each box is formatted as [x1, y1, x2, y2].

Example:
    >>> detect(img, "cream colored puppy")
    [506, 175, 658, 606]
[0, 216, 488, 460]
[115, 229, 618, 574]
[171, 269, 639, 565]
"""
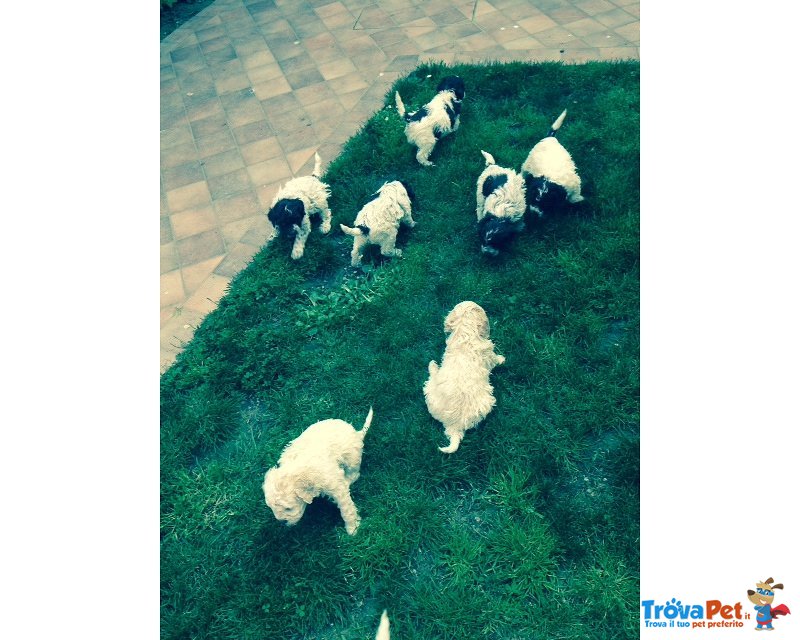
[340, 180, 416, 266]
[263, 407, 373, 534]
[423, 302, 504, 453]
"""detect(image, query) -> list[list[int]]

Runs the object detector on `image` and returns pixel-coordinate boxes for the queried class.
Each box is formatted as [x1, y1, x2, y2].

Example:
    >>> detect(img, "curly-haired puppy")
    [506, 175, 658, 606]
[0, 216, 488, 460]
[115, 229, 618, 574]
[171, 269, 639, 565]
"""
[423, 302, 505, 453]
[476, 150, 527, 256]
[395, 75, 465, 166]
[340, 180, 416, 266]
[263, 407, 373, 535]
[521, 109, 584, 218]
[266, 152, 332, 259]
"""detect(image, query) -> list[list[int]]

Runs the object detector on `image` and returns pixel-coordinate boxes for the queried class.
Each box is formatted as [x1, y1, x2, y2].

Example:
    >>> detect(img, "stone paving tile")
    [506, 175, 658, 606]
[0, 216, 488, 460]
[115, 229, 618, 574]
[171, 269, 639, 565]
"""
[230, 121, 273, 147]
[160, 0, 639, 371]
[355, 5, 393, 29]
[594, 7, 638, 27]
[517, 13, 558, 34]
[565, 17, 608, 37]
[162, 161, 206, 192]
[181, 255, 225, 294]
[166, 181, 212, 213]
[161, 270, 186, 308]
[195, 129, 238, 158]
[247, 155, 293, 187]
[161, 243, 179, 275]
[161, 216, 173, 245]
[213, 190, 262, 224]
[213, 243, 260, 279]
[209, 167, 253, 199]
[161, 125, 194, 150]
[201, 148, 246, 178]
[252, 76, 293, 100]
[581, 30, 629, 47]
[175, 228, 226, 265]
[614, 21, 639, 43]
[285, 67, 327, 90]
[240, 136, 284, 165]
[574, 0, 617, 15]
[246, 62, 285, 85]
[171, 205, 219, 243]
[183, 273, 233, 313]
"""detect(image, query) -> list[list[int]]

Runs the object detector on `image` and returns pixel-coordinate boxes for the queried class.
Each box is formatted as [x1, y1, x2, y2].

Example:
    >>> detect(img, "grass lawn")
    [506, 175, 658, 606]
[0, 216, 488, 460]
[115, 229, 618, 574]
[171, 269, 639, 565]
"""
[161, 60, 640, 639]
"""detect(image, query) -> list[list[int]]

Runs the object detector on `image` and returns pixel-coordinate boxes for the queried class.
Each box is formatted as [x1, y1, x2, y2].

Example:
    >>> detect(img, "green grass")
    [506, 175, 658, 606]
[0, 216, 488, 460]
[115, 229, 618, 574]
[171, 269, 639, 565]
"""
[161, 61, 639, 639]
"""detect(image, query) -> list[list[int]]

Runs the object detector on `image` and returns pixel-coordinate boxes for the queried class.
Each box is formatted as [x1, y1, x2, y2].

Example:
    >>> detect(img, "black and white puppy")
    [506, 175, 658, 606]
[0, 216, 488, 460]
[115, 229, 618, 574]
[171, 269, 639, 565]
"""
[521, 109, 584, 218]
[340, 180, 416, 267]
[266, 152, 332, 260]
[395, 76, 465, 167]
[476, 151, 527, 256]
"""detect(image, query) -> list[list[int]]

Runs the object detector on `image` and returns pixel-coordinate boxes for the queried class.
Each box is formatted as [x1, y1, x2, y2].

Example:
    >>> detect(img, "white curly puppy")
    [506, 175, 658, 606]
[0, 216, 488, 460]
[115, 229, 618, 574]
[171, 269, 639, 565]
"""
[340, 180, 416, 266]
[424, 302, 505, 454]
[476, 150, 527, 256]
[266, 152, 332, 260]
[395, 75, 465, 166]
[521, 109, 584, 218]
[262, 406, 373, 535]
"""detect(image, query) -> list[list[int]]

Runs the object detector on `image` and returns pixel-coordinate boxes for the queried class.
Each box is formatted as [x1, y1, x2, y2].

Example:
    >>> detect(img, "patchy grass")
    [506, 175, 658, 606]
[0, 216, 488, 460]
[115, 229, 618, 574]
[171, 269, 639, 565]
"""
[161, 60, 639, 639]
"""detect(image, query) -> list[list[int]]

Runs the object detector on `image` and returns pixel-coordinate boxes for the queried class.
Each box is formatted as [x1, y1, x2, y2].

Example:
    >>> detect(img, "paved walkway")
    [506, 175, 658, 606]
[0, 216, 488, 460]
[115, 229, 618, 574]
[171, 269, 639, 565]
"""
[160, 0, 639, 372]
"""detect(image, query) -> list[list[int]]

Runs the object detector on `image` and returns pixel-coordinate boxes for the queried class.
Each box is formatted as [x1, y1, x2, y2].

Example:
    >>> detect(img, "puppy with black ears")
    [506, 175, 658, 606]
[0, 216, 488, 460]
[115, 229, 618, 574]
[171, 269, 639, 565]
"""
[395, 75, 465, 166]
[476, 150, 527, 256]
[340, 180, 416, 267]
[266, 152, 332, 260]
[521, 109, 584, 219]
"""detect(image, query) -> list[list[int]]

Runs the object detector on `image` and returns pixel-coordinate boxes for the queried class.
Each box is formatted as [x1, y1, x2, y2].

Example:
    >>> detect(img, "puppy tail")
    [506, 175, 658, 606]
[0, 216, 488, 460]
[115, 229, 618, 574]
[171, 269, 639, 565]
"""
[439, 433, 462, 454]
[340, 223, 366, 237]
[480, 150, 496, 166]
[394, 91, 407, 119]
[375, 610, 390, 640]
[312, 152, 322, 178]
[548, 109, 568, 137]
[360, 406, 374, 438]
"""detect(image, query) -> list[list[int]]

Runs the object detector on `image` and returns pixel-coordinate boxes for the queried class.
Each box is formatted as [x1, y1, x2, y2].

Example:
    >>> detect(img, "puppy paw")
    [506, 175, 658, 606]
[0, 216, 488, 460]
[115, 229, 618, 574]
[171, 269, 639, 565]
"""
[345, 518, 360, 535]
[320, 222, 331, 234]
[291, 249, 304, 260]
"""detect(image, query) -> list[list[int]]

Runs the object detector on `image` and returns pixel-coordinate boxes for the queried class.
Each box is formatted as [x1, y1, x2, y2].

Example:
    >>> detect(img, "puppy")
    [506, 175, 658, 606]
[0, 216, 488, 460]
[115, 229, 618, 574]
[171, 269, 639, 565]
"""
[266, 152, 332, 259]
[340, 180, 416, 266]
[395, 75, 465, 166]
[262, 407, 373, 535]
[521, 109, 584, 218]
[476, 150, 527, 256]
[423, 302, 504, 453]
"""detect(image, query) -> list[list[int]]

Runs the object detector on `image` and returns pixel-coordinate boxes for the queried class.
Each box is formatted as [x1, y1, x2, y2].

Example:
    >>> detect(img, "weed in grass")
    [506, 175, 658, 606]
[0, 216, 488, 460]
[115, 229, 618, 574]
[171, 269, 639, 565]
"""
[161, 61, 639, 639]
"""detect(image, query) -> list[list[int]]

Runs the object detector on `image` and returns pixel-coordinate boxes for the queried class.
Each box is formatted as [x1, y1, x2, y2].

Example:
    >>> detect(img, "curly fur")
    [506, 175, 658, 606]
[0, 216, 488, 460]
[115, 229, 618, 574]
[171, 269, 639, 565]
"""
[423, 302, 505, 453]
[476, 150, 527, 255]
[340, 181, 416, 266]
[520, 110, 584, 217]
[395, 75, 465, 167]
[263, 407, 373, 535]
[266, 152, 332, 259]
